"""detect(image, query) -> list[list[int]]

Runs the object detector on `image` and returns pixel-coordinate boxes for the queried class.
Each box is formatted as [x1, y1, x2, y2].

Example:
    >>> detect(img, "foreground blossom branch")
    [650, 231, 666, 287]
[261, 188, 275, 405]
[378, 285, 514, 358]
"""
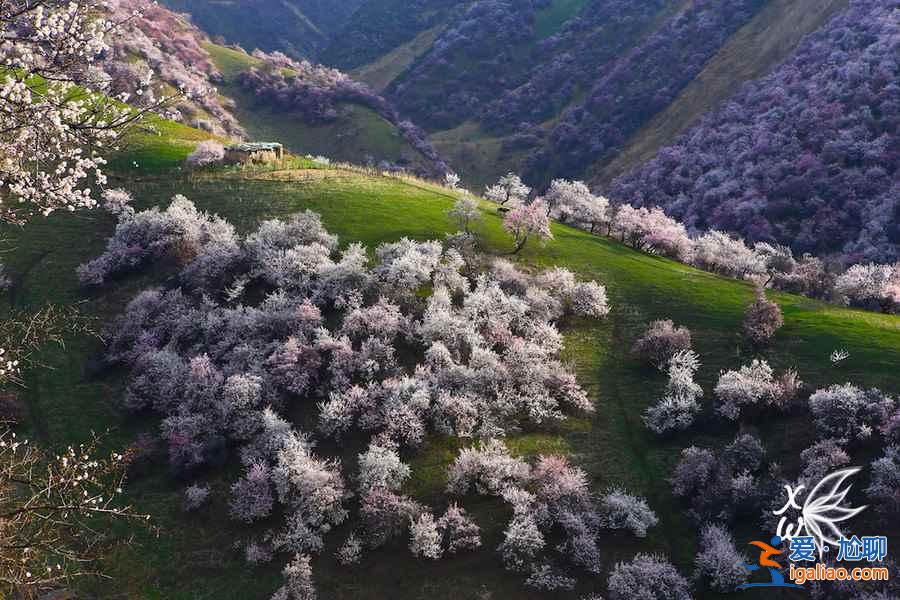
[0, 428, 146, 593]
[0, 304, 95, 388]
[0, 0, 182, 223]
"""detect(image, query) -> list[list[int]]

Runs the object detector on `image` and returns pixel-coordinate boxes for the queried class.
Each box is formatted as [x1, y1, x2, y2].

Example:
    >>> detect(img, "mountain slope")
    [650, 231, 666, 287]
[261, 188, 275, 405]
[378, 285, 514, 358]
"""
[591, 0, 850, 186]
[104, 0, 244, 138]
[320, 0, 463, 70]
[161, 0, 366, 58]
[611, 0, 899, 263]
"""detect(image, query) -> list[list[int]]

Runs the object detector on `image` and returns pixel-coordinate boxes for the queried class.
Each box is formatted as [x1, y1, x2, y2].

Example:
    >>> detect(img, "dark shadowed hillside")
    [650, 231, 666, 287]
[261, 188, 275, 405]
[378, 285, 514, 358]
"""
[320, 0, 464, 70]
[161, 0, 366, 57]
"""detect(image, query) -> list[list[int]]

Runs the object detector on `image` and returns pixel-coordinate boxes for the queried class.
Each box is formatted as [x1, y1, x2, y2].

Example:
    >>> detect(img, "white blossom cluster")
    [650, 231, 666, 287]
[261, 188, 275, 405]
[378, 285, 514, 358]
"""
[86, 200, 611, 596]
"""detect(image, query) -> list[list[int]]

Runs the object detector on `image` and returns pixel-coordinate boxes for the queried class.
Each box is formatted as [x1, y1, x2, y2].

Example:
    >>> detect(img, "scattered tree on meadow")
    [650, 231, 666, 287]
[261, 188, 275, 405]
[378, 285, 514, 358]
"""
[272, 553, 316, 600]
[714, 360, 799, 420]
[643, 350, 703, 434]
[437, 503, 481, 554]
[448, 194, 482, 237]
[335, 533, 363, 565]
[503, 200, 553, 253]
[743, 286, 783, 345]
[809, 383, 895, 441]
[183, 483, 211, 511]
[632, 320, 692, 370]
[485, 172, 531, 207]
[409, 512, 443, 559]
[800, 439, 850, 484]
[607, 553, 693, 600]
[597, 488, 659, 537]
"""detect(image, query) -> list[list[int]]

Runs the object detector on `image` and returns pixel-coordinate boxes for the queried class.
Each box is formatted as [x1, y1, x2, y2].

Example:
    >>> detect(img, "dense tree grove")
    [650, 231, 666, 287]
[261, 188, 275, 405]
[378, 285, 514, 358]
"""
[612, 0, 900, 263]
[481, 0, 673, 135]
[389, 0, 548, 131]
[447, 441, 658, 585]
[81, 197, 612, 595]
[527, 0, 768, 183]
[321, 0, 461, 70]
[237, 51, 448, 175]
[671, 434, 767, 523]
[238, 52, 387, 125]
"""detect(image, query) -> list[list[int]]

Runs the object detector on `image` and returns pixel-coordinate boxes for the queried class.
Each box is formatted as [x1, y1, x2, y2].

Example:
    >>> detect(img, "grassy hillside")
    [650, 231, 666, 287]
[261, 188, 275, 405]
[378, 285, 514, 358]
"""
[430, 121, 530, 191]
[350, 25, 444, 93]
[592, 0, 850, 187]
[3, 115, 899, 597]
[203, 43, 437, 173]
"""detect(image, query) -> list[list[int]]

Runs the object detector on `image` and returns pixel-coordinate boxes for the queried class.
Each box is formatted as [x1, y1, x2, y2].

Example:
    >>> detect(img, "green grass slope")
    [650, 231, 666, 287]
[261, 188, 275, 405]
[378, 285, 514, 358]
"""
[3, 132, 899, 597]
[203, 43, 437, 173]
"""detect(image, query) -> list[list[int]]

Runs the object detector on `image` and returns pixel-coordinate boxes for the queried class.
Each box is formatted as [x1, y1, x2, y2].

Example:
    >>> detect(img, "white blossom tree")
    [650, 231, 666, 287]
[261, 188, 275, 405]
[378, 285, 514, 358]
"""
[485, 172, 530, 207]
[598, 488, 659, 537]
[643, 350, 703, 434]
[0, 0, 178, 222]
[714, 359, 786, 420]
[608, 554, 692, 600]
[694, 524, 748, 592]
[186, 140, 226, 167]
[0, 429, 143, 591]
[409, 512, 443, 559]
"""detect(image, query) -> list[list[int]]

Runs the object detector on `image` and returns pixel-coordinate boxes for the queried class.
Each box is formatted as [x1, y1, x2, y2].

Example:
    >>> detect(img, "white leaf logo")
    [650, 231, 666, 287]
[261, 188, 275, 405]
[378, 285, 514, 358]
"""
[801, 468, 867, 558]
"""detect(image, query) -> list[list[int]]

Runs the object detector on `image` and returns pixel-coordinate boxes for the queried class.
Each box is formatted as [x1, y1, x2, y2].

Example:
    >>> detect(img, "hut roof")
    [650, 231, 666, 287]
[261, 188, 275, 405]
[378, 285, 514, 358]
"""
[227, 142, 283, 152]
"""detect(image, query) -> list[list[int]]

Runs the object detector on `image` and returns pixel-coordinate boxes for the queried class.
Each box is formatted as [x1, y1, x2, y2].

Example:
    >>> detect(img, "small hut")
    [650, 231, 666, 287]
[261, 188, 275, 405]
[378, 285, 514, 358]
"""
[224, 142, 284, 164]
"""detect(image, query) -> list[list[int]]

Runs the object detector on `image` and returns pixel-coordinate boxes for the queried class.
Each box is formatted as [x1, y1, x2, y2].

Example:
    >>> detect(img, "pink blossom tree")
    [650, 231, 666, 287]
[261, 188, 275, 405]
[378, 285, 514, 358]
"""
[743, 286, 784, 345]
[186, 141, 226, 167]
[504, 200, 553, 253]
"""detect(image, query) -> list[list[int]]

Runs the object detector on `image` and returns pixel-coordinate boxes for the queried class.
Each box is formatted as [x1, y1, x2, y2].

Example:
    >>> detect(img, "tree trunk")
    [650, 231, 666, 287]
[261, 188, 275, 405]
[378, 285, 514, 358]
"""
[512, 234, 528, 254]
